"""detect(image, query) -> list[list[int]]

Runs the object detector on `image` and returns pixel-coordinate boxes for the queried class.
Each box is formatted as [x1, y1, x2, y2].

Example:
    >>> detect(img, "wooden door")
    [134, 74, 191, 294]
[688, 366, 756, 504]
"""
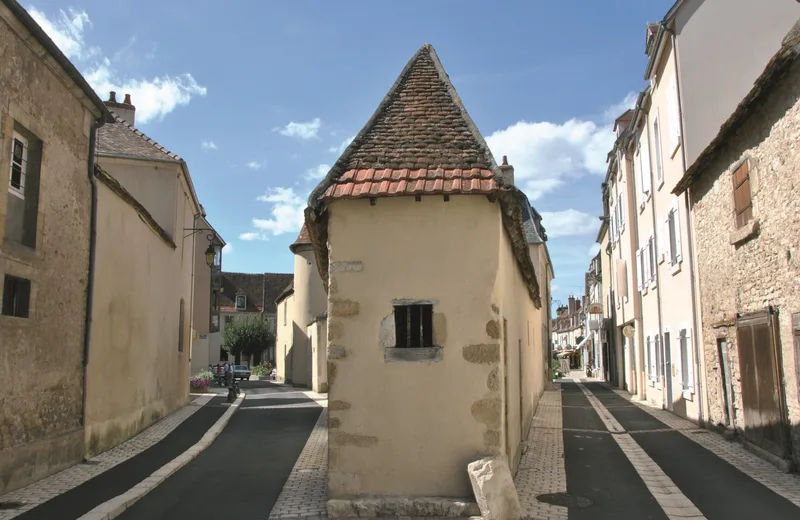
[736, 309, 789, 458]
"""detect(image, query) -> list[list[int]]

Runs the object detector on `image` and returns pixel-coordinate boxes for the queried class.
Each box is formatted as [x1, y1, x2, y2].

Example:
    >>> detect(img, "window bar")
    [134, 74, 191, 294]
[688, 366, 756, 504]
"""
[406, 306, 411, 348]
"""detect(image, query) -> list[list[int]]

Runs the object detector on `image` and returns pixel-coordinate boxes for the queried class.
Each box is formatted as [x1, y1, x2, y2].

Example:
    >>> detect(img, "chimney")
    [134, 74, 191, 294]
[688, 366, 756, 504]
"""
[103, 91, 136, 127]
[499, 155, 515, 186]
[568, 296, 576, 315]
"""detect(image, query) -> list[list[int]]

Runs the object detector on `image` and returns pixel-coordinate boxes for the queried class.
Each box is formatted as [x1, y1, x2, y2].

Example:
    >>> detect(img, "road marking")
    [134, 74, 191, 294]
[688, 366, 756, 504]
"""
[573, 380, 706, 520]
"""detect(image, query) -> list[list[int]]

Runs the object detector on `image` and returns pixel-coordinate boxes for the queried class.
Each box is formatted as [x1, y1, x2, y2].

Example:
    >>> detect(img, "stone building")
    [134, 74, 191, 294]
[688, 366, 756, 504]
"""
[673, 18, 800, 469]
[0, 0, 112, 493]
[218, 271, 293, 364]
[304, 44, 550, 516]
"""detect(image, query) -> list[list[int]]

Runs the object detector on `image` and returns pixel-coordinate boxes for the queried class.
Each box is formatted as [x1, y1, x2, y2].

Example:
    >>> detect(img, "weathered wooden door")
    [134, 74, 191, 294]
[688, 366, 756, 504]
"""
[735, 309, 790, 458]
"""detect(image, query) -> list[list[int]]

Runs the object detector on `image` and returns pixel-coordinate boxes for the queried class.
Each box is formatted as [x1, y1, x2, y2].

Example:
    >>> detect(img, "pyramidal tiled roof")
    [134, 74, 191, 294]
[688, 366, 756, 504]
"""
[309, 43, 507, 202]
[97, 114, 182, 162]
[289, 224, 312, 253]
[304, 44, 542, 308]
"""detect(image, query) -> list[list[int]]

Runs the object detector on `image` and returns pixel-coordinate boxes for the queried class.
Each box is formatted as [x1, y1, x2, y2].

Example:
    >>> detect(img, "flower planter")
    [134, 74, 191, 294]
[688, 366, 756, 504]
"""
[190, 385, 210, 393]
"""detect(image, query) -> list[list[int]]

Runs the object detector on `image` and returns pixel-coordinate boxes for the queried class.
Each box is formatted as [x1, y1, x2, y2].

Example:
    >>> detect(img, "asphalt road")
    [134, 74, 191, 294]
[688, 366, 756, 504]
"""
[118, 380, 322, 519]
[559, 381, 800, 519]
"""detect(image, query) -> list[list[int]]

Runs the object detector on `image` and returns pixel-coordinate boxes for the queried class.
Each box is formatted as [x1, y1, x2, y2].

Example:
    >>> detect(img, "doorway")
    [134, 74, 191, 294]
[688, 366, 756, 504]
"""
[736, 309, 790, 458]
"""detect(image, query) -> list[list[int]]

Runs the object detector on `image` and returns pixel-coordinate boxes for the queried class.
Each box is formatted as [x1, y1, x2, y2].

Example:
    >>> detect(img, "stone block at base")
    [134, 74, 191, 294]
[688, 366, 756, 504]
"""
[467, 457, 521, 520]
[326, 497, 481, 518]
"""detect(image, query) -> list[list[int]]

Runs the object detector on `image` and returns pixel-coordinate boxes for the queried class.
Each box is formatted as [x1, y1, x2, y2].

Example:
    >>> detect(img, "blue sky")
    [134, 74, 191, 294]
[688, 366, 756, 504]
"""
[28, 0, 673, 309]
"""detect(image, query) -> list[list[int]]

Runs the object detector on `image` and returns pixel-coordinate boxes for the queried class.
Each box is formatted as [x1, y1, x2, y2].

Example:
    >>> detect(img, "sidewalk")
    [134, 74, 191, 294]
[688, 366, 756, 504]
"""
[0, 393, 228, 520]
[515, 377, 800, 519]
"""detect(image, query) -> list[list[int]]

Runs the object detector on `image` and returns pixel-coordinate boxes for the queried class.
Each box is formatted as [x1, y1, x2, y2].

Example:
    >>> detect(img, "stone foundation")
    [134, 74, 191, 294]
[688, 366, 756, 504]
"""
[326, 497, 481, 518]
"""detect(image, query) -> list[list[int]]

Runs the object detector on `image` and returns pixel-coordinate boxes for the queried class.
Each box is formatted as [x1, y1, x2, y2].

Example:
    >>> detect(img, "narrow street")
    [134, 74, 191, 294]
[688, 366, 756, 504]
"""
[519, 379, 800, 519]
[117, 381, 323, 519]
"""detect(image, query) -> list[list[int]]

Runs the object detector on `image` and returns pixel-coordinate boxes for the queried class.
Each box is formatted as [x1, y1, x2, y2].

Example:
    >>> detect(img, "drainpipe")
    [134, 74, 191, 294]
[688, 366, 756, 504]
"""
[668, 27, 705, 426]
[81, 115, 105, 429]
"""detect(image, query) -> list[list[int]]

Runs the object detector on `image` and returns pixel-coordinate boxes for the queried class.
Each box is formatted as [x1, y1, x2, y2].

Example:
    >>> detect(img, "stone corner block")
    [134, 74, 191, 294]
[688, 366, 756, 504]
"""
[467, 456, 522, 520]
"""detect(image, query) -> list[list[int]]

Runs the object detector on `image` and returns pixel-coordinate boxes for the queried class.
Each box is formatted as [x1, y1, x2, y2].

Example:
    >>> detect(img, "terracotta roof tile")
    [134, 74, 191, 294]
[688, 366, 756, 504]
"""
[323, 168, 498, 199]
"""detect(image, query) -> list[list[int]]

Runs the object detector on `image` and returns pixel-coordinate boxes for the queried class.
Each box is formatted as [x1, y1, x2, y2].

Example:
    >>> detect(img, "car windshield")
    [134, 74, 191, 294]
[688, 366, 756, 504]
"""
[234, 365, 248, 370]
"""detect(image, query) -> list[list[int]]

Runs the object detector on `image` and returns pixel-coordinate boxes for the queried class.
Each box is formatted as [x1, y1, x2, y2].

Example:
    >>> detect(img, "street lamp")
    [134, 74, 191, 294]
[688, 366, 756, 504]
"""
[204, 242, 216, 268]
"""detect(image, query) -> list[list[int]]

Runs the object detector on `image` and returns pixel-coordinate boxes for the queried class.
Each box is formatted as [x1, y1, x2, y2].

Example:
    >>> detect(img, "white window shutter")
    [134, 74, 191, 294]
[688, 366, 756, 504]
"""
[641, 133, 652, 194]
[621, 193, 626, 229]
[674, 201, 683, 263]
[636, 249, 642, 292]
[649, 237, 655, 282]
[643, 245, 650, 285]
[686, 328, 694, 390]
[668, 79, 681, 151]
[664, 216, 672, 265]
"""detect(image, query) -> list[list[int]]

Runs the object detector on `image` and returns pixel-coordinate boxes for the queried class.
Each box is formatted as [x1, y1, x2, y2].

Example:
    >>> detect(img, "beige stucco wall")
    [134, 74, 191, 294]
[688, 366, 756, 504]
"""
[84, 174, 195, 456]
[275, 293, 294, 382]
[0, 4, 103, 493]
[325, 195, 544, 499]
[674, 0, 800, 166]
[689, 59, 800, 464]
[98, 156, 178, 239]
[637, 41, 701, 420]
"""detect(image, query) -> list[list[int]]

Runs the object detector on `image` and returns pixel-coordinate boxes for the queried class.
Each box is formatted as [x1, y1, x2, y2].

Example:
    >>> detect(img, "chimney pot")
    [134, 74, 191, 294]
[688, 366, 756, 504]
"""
[502, 155, 508, 166]
[108, 91, 117, 103]
[123, 94, 132, 105]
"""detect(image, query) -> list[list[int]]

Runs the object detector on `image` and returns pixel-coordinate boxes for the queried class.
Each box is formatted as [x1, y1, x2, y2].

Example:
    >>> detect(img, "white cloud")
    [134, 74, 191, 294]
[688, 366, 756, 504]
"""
[485, 93, 636, 201]
[588, 243, 601, 257]
[222, 243, 232, 254]
[329, 136, 354, 154]
[201, 140, 217, 150]
[305, 164, 330, 180]
[276, 118, 322, 140]
[246, 160, 266, 170]
[551, 284, 561, 293]
[29, 7, 206, 123]
[242, 187, 306, 240]
[539, 209, 599, 238]
[603, 91, 638, 123]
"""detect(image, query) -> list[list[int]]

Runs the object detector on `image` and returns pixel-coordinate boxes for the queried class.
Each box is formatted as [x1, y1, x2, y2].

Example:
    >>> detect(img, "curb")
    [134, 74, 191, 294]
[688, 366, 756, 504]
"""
[77, 392, 246, 520]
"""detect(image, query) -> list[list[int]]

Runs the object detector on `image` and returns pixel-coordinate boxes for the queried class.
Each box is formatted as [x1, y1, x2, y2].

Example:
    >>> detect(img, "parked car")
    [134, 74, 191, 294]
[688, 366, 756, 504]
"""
[232, 364, 251, 380]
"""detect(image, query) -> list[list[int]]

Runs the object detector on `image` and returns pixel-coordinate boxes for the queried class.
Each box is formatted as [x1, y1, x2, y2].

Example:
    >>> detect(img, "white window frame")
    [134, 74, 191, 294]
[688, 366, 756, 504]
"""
[646, 334, 657, 383]
[666, 200, 683, 271]
[618, 192, 626, 233]
[655, 333, 663, 383]
[648, 236, 657, 289]
[679, 326, 694, 397]
[653, 114, 664, 189]
[9, 131, 28, 200]
[636, 249, 643, 293]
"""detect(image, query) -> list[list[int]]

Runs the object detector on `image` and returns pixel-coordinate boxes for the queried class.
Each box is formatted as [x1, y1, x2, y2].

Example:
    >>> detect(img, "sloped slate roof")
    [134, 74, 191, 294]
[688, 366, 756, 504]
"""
[275, 281, 295, 305]
[219, 272, 293, 314]
[96, 114, 181, 162]
[305, 43, 541, 308]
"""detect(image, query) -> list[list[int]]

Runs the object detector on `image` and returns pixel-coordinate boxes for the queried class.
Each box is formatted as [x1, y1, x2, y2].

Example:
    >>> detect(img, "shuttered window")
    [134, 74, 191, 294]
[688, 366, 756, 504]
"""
[732, 161, 753, 229]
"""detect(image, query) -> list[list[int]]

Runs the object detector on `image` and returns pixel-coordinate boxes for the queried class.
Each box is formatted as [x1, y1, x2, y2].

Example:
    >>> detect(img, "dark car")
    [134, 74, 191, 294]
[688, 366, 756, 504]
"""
[232, 364, 251, 380]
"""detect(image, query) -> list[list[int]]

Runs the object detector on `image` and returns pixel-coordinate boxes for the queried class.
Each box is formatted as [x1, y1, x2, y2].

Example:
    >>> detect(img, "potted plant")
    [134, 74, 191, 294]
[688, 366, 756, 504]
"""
[190, 370, 213, 393]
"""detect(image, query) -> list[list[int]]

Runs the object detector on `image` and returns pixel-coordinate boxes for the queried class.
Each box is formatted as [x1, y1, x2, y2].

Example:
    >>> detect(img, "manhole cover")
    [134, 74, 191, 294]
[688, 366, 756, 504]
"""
[537, 492, 592, 508]
[0, 501, 25, 510]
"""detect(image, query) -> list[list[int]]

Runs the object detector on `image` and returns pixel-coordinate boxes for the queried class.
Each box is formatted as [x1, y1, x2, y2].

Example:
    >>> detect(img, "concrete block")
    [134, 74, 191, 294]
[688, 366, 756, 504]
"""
[467, 456, 522, 520]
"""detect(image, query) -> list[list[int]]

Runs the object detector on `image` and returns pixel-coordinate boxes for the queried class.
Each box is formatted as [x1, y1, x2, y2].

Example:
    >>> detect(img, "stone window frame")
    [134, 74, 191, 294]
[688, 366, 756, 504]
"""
[384, 298, 443, 363]
[729, 156, 759, 246]
[1, 273, 31, 319]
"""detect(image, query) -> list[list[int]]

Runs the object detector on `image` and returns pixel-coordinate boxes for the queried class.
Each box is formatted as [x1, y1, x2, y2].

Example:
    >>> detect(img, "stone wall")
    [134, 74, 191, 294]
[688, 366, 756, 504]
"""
[689, 59, 800, 465]
[0, 6, 99, 493]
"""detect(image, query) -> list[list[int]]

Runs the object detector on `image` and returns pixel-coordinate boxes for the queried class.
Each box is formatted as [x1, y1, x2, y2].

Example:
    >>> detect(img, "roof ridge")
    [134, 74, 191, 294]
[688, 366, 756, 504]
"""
[307, 44, 505, 209]
[109, 112, 182, 161]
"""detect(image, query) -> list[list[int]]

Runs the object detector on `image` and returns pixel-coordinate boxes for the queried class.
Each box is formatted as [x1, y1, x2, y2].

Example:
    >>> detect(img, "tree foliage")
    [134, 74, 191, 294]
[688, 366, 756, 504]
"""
[222, 316, 275, 359]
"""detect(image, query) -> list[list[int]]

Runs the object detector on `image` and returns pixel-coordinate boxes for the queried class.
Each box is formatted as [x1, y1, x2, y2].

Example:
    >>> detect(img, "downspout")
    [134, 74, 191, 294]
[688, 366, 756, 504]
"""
[668, 27, 705, 426]
[81, 116, 105, 429]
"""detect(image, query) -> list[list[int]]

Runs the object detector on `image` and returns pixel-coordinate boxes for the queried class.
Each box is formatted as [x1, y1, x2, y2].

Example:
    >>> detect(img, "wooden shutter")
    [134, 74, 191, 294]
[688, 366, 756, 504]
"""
[673, 201, 683, 263]
[668, 79, 681, 150]
[732, 161, 753, 229]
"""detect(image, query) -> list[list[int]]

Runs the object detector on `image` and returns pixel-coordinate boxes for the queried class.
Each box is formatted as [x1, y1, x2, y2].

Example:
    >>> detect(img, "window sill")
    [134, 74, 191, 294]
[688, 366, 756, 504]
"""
[670, 262, 682, 276]
[682, 389, 694, 401]
[729, 218, 759, 246]
[1, 238, 39, 265]
[649, 280, 657, 291]
[670, 141, 681, 160]
[657, 179, 664, 191]
[385, 346, 442, 363]
[0, 314, 31, 328]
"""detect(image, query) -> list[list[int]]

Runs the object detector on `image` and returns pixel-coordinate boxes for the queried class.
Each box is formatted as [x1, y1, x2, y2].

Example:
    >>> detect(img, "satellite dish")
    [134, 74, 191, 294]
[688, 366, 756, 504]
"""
[622, 325, 635, 338]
